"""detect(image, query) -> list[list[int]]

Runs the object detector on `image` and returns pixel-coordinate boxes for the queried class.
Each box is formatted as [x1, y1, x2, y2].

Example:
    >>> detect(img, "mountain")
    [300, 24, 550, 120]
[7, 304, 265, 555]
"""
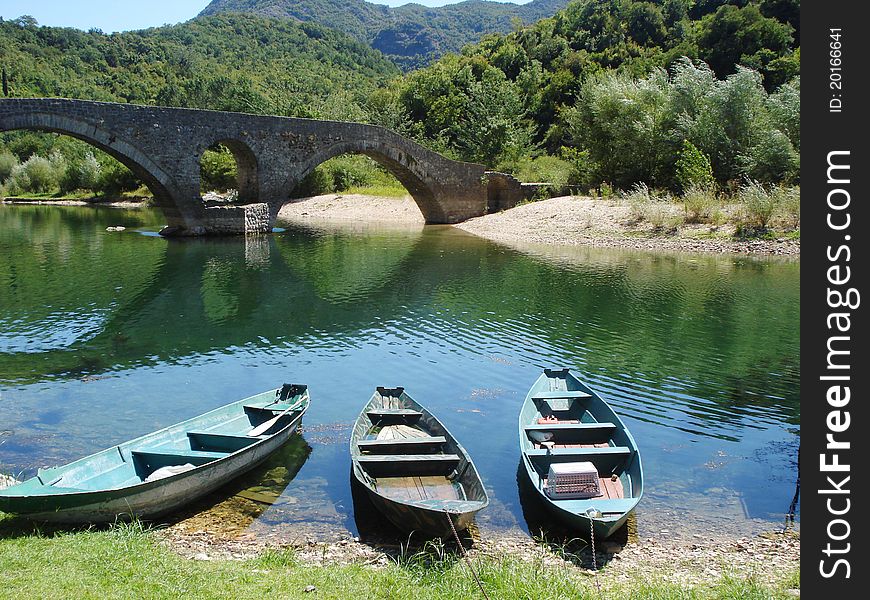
[198, 0, 572, 69]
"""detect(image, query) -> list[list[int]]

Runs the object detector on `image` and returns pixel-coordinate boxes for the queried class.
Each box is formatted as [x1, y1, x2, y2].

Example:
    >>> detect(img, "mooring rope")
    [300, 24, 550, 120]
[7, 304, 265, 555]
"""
[446, 513, 491, 600]
[588, 510, 602, 598]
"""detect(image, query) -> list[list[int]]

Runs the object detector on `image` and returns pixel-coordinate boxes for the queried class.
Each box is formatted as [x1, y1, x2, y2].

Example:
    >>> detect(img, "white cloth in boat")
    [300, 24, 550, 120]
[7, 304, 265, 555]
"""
[144, 463, 196, 483]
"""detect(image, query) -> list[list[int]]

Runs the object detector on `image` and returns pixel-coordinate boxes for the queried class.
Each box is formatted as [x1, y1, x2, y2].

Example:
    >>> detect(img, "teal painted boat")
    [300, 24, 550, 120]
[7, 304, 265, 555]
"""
[519, 369, 643, 539]
[350, 387, 489, 538]
[0, 384, 310, 523]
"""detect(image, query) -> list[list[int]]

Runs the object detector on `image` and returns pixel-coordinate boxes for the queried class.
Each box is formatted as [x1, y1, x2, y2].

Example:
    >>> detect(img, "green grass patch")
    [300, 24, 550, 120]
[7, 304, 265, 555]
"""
[0, 516, 799, 600]
[344, 183, 410, 198]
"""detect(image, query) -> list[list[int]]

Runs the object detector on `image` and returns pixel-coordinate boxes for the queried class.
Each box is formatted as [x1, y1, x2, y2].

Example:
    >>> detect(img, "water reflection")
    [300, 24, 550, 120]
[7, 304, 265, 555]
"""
[0, 205, 800, 538]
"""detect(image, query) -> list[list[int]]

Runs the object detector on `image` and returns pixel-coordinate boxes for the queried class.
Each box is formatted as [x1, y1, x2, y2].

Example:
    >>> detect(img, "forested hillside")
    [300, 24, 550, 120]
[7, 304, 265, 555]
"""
[1, 0, 800, 203]
[0, 13, 398, 112]
[199, 0, 572, 69]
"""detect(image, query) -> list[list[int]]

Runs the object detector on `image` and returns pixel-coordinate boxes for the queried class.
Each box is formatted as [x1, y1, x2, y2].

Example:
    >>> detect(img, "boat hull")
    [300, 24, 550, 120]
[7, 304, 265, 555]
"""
[8, 421, 299, 523]
[361, 484, 477, 538]
[0, 384, 310, 523]
[518, 368, 643, 540]
[350, 387, 488, 538]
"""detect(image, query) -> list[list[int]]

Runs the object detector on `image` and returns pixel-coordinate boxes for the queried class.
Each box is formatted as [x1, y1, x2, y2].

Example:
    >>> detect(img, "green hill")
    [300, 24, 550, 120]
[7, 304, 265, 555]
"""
[0, 13, 399, 111]
[198, 0, 572, 69]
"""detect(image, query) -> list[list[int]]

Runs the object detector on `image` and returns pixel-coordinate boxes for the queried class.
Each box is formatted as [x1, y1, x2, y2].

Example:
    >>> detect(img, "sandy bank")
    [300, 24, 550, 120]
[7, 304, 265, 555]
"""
[278, 194, 799, 256]
[457, 196, 800, 256]
[278, 194, 425, 224]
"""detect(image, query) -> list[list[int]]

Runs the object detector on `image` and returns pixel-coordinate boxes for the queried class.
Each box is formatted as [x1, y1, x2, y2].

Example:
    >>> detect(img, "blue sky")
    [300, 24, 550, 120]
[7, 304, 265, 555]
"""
[0, 1, 532, 33]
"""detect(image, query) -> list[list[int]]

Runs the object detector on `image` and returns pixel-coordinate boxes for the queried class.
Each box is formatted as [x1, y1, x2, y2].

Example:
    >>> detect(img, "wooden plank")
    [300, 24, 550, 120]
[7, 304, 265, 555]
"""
[359, 436, 446, 451]
[524, 423, 615, 432]
[532, 391, 592, 400]
[367, 409, 423, 418]
[376, 476, 462, 502]
[525, 446, 630, 457]
[357, 453, 460, 463]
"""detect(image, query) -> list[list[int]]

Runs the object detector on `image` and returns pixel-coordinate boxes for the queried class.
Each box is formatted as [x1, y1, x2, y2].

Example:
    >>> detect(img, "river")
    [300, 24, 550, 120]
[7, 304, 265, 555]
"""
[0, 204, 800, 541]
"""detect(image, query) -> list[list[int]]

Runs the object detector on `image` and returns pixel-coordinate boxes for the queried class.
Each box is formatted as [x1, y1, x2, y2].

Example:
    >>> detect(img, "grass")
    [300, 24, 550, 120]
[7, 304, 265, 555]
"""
[343, 183, 410, 198]
[0, 517, 799, 600]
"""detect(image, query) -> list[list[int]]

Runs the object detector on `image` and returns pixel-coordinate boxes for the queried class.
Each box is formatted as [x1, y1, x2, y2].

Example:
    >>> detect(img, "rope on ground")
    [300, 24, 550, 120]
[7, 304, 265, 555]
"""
[445, 513, 491, 600]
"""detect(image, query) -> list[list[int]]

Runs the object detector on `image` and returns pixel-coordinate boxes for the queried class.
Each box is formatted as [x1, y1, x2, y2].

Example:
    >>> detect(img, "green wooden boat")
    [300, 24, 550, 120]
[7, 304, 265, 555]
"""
[519, 368, 643, 539]
[350, 387, 489, 537]
[0, 384, 310, 523]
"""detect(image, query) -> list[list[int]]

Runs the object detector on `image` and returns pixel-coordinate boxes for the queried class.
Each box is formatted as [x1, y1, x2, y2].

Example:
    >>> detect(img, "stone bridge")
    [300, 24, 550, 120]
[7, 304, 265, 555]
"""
[0, 98, 527, 235]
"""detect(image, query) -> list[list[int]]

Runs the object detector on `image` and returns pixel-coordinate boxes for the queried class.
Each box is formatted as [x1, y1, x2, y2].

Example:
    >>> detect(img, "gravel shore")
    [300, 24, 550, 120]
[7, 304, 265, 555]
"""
[278, 194, 799, 256]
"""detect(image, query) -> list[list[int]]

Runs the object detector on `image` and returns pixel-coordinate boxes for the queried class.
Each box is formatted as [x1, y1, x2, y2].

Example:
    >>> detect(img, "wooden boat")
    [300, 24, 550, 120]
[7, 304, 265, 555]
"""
[0, 384, 310, 523]
[518, 368, 643, 539]
[350, 387, 489, 537]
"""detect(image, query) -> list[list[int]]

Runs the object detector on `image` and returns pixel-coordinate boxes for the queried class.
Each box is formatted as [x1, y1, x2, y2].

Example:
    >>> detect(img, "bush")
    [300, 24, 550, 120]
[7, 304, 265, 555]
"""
[14, 155, 57, 194]
[200, 145, 238, 192]
[292, 166, 334, 198]
[675, 140, 715, 192]
[681, 185, 719, 223]
[739, 180, 778, 229]
[739, 130, 799, 184]
[95, 158, 140, 197]
[0, 152, 18, 182]
[774, 185, 800, 229]
[59, 152, 101, 194]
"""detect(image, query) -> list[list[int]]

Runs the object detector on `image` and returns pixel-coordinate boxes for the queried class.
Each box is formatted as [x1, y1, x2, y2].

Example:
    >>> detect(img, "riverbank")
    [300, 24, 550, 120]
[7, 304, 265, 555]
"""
[0, 513, 799, 598]
[278, 194, 800, 256]
[1, 197, 148, 209]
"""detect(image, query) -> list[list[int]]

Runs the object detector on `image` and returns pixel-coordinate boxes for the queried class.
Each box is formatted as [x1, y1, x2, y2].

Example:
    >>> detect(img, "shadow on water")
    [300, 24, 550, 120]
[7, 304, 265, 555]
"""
[515, 459, 632, 570]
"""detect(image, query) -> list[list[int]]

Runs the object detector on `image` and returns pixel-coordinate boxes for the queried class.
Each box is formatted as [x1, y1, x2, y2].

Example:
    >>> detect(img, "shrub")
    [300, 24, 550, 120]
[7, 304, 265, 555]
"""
[15, 155, 57, 194]
[681, 185, 719, 223]
[739, 180, 778, 229]
[675, 140, 715, 192]
[774, 185, 800, 229]
[95, 158, 140, 197]
[624, 182, 652, 220]
[0, 152, 18, 182]
[739, 130, 800, 184]
[292, 166, 333, 198]
[200, 145, 238, 192]
[59, 152, 101, 194]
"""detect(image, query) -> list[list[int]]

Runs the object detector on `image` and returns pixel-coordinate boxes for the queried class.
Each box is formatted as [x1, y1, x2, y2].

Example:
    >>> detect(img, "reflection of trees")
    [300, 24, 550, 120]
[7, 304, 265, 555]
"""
[273, 225, 422, 304]
[0, 208, 799, 429]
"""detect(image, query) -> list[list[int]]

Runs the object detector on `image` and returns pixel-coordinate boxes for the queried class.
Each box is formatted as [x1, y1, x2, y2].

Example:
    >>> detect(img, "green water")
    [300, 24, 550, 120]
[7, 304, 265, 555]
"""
[0, 204, 799, 539]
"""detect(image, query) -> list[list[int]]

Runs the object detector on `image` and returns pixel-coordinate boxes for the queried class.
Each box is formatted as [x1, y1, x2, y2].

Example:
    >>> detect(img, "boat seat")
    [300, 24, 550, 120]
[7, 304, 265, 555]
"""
[357, 453, 461, 477]
[525, 446, 631, 458]
[187, 431, 262, 453]
[358, 436, 446, 453]
[131, 449, 228, 472]
[357, 453, 460, 464]
[524, 423, 615, 432]
[366, 409, 423, 422]
[532, 391, 592, 400]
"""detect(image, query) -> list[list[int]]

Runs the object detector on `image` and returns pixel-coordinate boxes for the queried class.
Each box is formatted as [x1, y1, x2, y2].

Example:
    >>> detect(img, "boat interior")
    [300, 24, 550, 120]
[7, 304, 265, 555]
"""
[521, 385, 641, 516]
[354, 388, 483, 508]
[17, 386, 308, 495]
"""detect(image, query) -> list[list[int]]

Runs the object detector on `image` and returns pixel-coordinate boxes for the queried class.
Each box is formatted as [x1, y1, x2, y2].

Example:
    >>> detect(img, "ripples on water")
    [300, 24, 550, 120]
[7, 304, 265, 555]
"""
[0, 205, 800, 539]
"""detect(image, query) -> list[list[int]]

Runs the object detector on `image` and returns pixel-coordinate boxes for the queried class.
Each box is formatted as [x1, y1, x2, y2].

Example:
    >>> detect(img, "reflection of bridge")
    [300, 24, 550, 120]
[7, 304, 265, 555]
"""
[0, 98, 526, 235]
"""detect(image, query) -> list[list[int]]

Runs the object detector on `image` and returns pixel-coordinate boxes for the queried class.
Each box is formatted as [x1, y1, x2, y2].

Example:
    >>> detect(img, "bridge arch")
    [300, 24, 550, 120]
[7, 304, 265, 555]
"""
[0, 111, 185, 221]
[283, 140, 446, 222]
[198, 137, 259, 204]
